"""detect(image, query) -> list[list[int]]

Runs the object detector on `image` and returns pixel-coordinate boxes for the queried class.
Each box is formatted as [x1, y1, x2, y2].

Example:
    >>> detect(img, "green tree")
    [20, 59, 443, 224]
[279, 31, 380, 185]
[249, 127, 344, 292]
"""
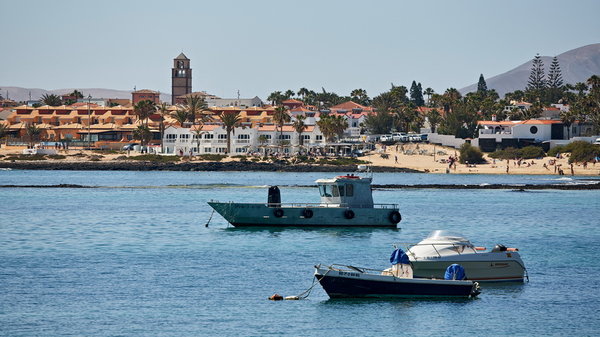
[423, 87, 435, 107]
[459, 143, 485, 164]
[297, 88, 310, 100]
[284, 90, 295, 99]
[40, 94, 62, 106]
[184, 94, 208, 124]
[267, 91, 285, 105]
[350, 88, 370, 106]
[0, 123, 9, 147]
[219, 111, 242, 154]
[157, 102, 170, 152]
[427, 108, 441, 133]
[317, 114, 347, 143]
[292, 114, 307, 147]
[547, 56, 564, 104]
[134, 100, 156, 127]
[526, 54, 546, 102]
[409, 81, 425, 106]
[172, 109, 189, 127]
[25, 123, 41, 146]
[477, 74, 488, 94]
[363, 110, 393, 134]
[560, 109, 577, 139]
[133, 125, 152, 146]
[273, 105, 291, 148]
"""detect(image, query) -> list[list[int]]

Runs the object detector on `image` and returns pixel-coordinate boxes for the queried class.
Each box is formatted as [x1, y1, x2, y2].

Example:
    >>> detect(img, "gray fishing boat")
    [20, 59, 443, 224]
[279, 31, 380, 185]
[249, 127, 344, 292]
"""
[207, 174, 401, 227]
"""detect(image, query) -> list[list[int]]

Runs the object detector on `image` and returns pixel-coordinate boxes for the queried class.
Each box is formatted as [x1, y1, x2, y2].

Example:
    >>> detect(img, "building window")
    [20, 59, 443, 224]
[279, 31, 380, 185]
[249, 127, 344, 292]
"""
[203, 134, 214, 139]
[530, 126, 538, 134]
[179, 134, 190, 139]
[316, 135, 323, 141]
[277, 134, 291, 140]
[237, 134, 250, 140]
[235, 148, 247, 153]
[218, 134, 227, 139]
[302, 135, 310, 140]
[204, 147, 212, 153]
[166, 134, 177, 140]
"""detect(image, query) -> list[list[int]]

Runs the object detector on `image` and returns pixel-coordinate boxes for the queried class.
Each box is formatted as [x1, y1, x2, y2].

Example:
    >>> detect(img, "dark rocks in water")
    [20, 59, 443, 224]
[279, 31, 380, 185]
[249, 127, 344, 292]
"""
[0, 160, 421, 173]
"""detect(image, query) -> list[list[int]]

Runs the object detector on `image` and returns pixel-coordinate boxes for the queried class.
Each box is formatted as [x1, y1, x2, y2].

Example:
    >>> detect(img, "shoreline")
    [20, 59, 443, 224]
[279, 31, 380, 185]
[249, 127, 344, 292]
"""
[1, 183, 598, 190]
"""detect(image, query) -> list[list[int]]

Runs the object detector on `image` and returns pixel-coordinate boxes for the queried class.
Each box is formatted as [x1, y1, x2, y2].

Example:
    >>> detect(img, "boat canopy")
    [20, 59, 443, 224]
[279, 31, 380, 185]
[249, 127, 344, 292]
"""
[408, 230, 475, 258]
[315, 175, 374, 208]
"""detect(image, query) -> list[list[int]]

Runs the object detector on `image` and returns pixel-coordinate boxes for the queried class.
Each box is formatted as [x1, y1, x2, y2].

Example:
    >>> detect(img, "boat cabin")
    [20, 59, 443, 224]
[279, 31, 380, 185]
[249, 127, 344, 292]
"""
[315, 175, 374, 208]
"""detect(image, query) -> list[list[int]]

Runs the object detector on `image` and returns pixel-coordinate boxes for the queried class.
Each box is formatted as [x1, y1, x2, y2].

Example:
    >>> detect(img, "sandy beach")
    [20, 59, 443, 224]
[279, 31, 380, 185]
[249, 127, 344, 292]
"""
[1, 143, 599, 176]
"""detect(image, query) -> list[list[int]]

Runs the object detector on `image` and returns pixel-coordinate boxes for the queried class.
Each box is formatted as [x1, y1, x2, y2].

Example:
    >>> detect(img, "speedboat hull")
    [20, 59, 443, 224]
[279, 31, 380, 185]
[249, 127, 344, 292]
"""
[411, 258, 526, 282]
[315, 266, 480, 298]
[208, 202, 399, 227]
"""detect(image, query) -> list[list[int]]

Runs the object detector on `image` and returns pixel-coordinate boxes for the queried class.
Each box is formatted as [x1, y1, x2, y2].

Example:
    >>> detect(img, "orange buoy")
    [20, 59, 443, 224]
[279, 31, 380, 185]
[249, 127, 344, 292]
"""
[268, 293, 283, 301]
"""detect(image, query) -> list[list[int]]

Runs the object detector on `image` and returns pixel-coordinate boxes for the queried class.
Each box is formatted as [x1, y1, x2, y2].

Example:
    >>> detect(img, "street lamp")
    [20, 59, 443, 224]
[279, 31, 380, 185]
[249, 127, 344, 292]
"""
[87, 94, 92, 150]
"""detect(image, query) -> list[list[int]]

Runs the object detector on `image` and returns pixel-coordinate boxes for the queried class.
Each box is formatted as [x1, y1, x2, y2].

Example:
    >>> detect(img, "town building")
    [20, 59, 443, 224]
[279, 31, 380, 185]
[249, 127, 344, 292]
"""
[132, 89, 160, 105]
[171, 53, 192, 104]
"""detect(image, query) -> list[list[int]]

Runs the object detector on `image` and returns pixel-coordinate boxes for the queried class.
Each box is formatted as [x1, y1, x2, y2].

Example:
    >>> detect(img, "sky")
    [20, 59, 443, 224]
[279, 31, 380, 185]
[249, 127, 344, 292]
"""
[1, 0, 599, 100]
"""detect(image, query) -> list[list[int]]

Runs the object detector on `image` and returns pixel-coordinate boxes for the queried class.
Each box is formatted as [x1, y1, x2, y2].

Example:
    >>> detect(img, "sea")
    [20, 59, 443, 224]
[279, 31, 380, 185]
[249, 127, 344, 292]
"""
[1, 170, 599, 336]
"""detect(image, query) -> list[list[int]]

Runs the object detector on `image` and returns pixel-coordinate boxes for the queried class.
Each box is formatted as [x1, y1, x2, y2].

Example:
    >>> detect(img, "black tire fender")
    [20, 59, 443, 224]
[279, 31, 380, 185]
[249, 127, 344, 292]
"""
[389, 211, 401, 224]
[302, 208, 314, 218]
[274, 208, 284, 218]
[344, 209, 355, 219]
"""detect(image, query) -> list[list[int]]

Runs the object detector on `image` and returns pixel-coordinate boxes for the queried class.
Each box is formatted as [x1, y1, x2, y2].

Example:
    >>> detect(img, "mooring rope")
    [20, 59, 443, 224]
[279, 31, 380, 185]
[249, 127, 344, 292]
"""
[205, 209, 215, 227]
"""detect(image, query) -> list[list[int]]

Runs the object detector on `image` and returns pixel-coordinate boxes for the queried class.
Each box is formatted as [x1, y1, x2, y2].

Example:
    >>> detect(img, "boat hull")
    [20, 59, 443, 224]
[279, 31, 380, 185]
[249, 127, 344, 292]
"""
[411, 258, 526, 282]
[208, 202, 399, 227]
[315, 267, 478, 298]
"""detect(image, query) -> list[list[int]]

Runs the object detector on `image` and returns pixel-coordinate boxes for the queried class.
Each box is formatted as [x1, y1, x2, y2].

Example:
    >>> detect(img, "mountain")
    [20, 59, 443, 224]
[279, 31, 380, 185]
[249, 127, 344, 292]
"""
[460, 43, 600, 97]
[0, 86, 172, 103]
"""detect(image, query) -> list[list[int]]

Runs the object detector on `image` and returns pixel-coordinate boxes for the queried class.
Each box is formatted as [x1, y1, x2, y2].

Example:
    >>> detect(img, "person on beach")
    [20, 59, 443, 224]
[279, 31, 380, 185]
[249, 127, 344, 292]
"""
[394, 155, 398, 164]
[570, 163, 574, 176]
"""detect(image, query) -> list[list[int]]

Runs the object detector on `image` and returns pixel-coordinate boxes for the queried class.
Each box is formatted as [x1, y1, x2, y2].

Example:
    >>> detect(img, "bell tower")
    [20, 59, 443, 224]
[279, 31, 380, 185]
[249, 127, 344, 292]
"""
[171, 53, 192, 104]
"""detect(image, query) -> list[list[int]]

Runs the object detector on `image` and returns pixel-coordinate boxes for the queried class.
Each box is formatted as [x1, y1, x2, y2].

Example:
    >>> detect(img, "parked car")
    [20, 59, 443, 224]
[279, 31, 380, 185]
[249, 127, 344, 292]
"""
[380, 134, 393, 142]
[122, 143, 139, 150]
[594, 138, 600, 145]
[391, 132, 407, 142]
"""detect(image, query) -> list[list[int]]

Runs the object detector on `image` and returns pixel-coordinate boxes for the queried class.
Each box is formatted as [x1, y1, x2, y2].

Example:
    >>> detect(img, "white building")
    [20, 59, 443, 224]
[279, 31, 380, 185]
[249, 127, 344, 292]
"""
[477, 119, 564, 151]
[163, 124, 324, 155]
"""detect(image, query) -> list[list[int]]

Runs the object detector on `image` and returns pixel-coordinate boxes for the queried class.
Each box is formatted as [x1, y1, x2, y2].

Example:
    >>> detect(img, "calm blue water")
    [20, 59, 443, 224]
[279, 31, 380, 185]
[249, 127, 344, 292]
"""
[1, 170, 599, 336]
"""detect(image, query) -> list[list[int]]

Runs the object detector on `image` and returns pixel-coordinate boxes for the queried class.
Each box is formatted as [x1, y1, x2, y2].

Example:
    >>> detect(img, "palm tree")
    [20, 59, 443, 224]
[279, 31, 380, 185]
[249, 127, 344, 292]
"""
[157, 102, 170, 152]
[25, 123, 41, 147]
[184, 94, 208, 125]
[0, 123, 9, 148]
[134, 100, 156, 127]
[219, 111, 242, 154]
[284, 90, 295, 99]
[350, 88, 370, 106]
[133, 125, 152, 147]
[426, 108, 441, 133]
[297, 87, 310, 100]
[317, 114, 347, 143]
[292, 115, 306, 147]
[273, 105, 291, 149]
[40, 94, 62, 106]
[560, 109, 577, 139]
[267, 91, 284, 105]
[192, 127, 204, 156]
[423, 87, 435, 106]
[172, 109, 189, 127]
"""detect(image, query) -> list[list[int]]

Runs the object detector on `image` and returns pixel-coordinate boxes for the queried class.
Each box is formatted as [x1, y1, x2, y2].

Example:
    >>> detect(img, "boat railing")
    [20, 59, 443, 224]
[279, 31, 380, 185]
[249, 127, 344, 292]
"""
[401, 242, 482, 260]
[215, 201, 399, 209]
[326, 264, 386, 275]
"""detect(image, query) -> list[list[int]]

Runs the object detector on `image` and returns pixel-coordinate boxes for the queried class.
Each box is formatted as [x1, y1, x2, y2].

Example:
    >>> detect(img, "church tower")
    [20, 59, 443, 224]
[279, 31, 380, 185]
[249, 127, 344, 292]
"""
[171, 53, 192, 104]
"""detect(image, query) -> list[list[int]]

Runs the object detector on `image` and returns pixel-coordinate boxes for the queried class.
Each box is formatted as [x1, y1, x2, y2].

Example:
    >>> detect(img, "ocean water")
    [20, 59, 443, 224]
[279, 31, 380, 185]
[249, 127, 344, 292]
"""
[1, 170, 599, 336]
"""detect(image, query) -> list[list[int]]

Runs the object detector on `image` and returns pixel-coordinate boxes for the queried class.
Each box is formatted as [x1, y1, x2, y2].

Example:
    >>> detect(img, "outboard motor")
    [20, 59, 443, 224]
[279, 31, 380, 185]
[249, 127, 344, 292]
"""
[268, 186, 281, 207]
[491, 244, 507, 252]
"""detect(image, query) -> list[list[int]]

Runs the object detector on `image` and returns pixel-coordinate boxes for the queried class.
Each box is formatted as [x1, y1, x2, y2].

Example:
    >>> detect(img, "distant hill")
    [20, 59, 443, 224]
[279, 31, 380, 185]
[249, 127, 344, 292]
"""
[460, 43, 600, 97]
[0, 86, 172, 103]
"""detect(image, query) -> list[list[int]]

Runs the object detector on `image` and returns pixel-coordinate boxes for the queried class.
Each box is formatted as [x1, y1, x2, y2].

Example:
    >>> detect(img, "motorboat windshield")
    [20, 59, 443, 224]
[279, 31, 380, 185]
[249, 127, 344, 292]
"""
[408, 230, 476, 258]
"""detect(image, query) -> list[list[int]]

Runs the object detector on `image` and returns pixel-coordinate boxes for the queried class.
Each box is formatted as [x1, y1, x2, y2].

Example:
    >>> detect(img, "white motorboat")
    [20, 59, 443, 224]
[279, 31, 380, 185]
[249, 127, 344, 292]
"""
[407, 230, 528, 282]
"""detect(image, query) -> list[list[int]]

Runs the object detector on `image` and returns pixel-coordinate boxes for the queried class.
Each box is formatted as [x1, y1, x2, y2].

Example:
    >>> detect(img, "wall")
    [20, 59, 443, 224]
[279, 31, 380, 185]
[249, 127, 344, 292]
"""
[426, 133, 466, 148]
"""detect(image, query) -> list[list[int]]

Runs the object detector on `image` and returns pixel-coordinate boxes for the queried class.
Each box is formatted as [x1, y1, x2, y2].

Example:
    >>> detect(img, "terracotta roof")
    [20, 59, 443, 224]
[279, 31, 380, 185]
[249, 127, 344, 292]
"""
[133, 89, 160, 94]
[330, 101, 368, 110]
[521, 119, 563, 125]
[282, 99, 303, 104]
[477, 121, 521, 126]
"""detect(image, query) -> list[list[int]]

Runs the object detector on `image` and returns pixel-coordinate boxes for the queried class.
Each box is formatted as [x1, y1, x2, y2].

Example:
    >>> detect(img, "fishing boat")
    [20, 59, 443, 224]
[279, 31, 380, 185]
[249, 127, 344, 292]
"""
[314, 249, 480, 299]
[407, 230, 528, 282]
[207, 174, 401, 227]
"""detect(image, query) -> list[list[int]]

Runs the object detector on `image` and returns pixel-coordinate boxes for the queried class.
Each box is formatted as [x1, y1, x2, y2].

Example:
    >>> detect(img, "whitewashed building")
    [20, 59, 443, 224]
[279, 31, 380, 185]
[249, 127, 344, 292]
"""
[162, 124, 324, 155]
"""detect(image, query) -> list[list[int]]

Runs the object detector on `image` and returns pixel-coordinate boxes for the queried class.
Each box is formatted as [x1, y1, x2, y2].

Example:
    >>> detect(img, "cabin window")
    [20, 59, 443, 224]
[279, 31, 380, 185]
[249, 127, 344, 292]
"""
[345, 184, 354, 196]
[338, 185, 345, 196]
[332, 186, 339, 197]
[319, 185, 333, 197]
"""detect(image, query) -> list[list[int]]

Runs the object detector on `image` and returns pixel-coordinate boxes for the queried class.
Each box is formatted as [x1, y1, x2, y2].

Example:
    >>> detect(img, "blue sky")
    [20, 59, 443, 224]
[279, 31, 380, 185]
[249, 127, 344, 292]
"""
[1, 0, 599, 99]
